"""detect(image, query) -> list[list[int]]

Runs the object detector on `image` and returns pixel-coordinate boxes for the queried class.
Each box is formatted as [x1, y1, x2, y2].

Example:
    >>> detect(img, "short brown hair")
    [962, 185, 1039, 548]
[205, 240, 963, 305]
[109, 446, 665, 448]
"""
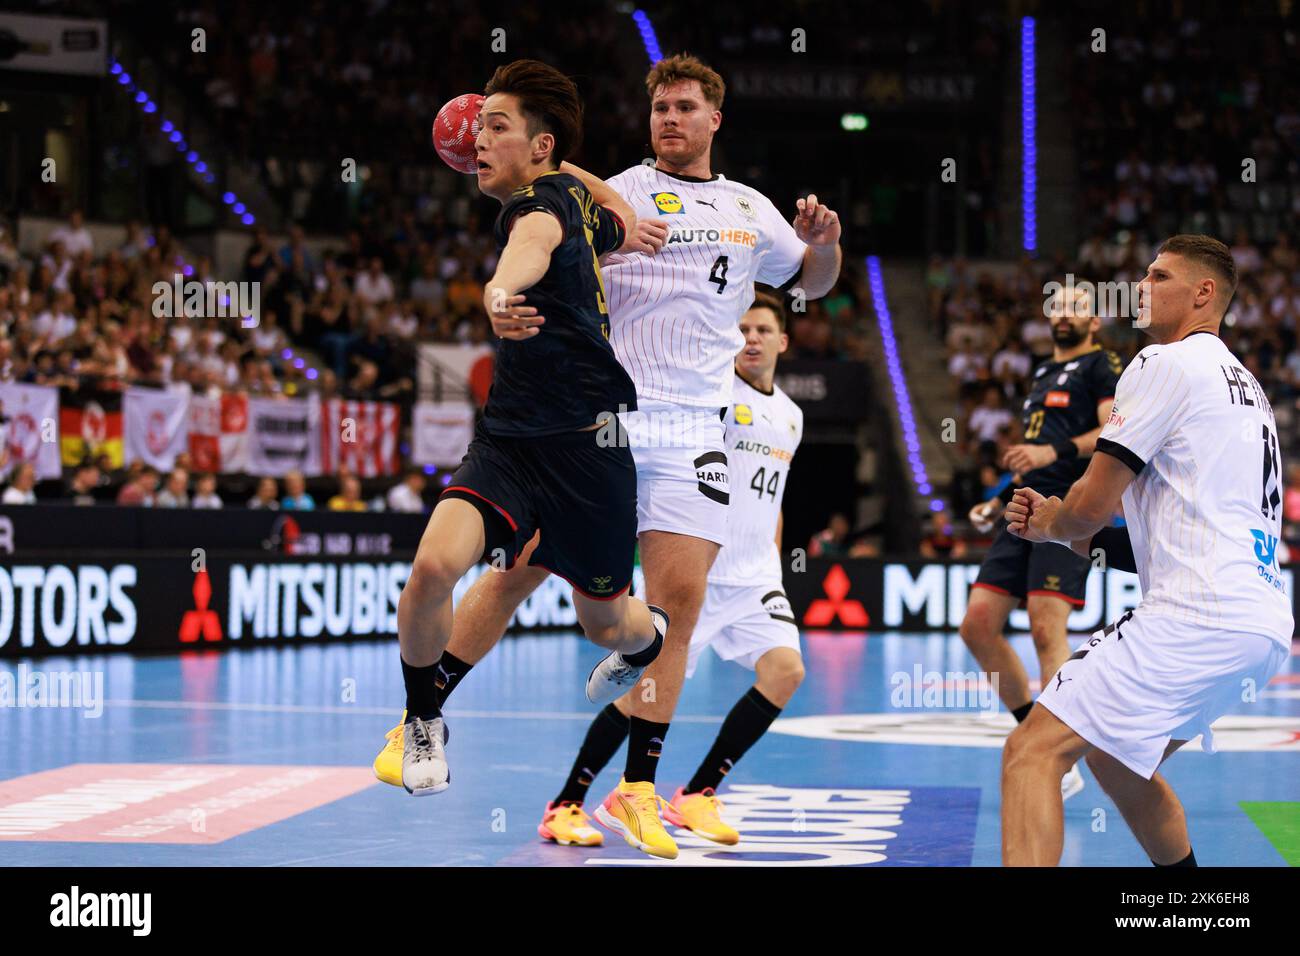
[748, 289, 787, 331]
[645, 53, 725, 109]
[1157, 234, 1238, 304]
[484, 59, 583, 167]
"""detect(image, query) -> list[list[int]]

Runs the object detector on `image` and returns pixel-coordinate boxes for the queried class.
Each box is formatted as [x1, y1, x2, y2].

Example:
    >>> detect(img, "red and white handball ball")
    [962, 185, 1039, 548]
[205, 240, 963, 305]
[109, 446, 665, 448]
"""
[433, 93, 485, 174]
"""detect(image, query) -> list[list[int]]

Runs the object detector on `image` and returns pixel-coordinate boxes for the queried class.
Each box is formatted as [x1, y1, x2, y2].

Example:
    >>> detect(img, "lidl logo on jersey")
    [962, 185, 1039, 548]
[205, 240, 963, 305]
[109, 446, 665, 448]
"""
[734, 404, 753, 425]
[583, 784, 979, 866]
[650, 191, 684, 214]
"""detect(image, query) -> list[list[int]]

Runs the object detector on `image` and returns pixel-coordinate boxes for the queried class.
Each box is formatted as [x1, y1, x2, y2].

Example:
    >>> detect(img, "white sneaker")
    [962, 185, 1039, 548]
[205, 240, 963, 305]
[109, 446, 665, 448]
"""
[402, 716, 450, 796]
[585, 605, 668, 705]
[1061, 764, 1085, 801]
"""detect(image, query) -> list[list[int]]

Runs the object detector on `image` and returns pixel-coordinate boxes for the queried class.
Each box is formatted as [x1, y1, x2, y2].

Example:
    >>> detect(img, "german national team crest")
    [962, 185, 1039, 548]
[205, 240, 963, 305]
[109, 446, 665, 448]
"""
[735, 195, 756, 220]
[651, 192, 684, 214]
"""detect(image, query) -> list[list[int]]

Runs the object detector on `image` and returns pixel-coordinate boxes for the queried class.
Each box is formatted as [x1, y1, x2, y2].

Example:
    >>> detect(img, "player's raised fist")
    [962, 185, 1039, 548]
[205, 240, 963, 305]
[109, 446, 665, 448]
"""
[621, 218, 670, 256]
[1006, 488, 1055, 542]
[794, 193, 841, 246]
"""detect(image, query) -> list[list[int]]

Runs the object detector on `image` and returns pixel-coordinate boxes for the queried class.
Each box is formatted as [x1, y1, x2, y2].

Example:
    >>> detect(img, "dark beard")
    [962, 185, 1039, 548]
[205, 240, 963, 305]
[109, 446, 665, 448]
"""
[1052, 325, 1084, 347]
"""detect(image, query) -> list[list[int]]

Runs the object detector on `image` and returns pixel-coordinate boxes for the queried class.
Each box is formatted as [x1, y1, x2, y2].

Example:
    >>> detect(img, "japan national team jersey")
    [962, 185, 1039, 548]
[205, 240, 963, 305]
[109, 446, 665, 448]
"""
[602, 165, 807, 408]
[1096, 332, 1293, 647]
[709, 374, 804, 586]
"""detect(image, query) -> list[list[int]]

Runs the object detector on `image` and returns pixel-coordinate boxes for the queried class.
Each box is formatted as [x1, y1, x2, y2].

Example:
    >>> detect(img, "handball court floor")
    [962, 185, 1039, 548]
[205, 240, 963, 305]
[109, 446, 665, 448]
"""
[1, 632, 1297, 867]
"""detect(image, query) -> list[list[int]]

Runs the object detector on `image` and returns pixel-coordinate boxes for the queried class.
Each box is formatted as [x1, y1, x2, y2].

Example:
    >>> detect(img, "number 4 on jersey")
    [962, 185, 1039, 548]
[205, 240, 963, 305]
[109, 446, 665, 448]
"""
[708, 255, 729, 294]
[751, 466, 780, 501]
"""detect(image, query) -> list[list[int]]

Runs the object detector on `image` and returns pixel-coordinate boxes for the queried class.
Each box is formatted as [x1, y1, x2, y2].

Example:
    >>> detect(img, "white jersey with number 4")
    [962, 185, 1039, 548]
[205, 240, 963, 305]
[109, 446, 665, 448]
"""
[709, 374, 804, 586]
[1096, 332, 1293, 647]
[602, 165, 807, 408]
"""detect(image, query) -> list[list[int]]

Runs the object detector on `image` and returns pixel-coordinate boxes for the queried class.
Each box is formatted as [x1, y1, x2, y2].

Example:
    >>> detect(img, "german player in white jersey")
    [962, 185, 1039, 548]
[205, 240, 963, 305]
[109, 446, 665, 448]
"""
[1002, 235, 1291, 867]
[373, 55, 840, 859]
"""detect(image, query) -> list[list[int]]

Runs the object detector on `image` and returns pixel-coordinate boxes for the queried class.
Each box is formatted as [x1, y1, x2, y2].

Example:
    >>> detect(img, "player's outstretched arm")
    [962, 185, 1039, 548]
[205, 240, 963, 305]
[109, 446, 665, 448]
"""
[793, 193, 842, 298]
[483, 211, 563, 340]
[558, 161, 637, 237]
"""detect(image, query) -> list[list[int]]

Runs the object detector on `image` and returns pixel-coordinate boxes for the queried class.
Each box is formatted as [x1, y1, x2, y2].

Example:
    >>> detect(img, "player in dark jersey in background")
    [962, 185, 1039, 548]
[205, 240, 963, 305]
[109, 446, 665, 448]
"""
[962, 284, 1122, 800]
[394, 60, 665, 796]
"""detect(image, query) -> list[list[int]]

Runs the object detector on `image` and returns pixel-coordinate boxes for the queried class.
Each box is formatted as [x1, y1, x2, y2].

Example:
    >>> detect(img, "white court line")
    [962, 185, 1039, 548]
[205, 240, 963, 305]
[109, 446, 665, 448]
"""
[104, 699, 723, 723]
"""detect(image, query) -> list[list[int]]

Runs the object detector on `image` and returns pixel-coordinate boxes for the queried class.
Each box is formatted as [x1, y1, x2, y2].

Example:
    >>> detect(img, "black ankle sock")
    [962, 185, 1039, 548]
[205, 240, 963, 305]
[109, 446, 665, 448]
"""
[1153, 848, 1197, 867]
[624, 717, 671, 784]
[554, 704, 630, 805]
[686, 687, 782, 794]
[434, 652, 473, 709]
[621, 632, 662, 668]
[401, 657, 441, 721]
[1011, 701, 1034, 723]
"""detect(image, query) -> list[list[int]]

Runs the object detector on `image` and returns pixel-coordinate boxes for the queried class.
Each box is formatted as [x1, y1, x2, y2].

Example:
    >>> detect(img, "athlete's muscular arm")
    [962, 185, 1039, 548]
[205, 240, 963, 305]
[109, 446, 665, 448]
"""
[558, 161, 637, 241]
[792, 194, 842, 298]
[483, 211, 563, 341]
[1005, 451, 1136, 547]
[776, 510, 784, 551]
[1002, 398, 1115, 472]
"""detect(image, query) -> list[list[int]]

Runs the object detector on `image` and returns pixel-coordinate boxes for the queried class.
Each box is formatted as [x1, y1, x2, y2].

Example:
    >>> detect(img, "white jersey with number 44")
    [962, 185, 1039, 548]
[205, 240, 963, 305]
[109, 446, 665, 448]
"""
[602, 165, 807, 409]
[710, 374, 804, 587]
[1096, 332, 1293, 647]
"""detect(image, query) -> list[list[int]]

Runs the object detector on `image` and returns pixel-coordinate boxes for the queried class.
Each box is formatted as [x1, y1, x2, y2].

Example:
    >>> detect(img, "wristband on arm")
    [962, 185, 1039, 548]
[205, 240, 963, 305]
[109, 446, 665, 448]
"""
[1051, 438, 1079, 461]
[1088, 525, 1136, 572]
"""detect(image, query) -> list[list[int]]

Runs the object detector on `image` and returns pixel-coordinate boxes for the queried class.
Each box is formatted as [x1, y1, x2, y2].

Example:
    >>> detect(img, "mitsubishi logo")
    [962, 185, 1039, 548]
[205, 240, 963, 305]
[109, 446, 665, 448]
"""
[803, 564, 869, 627]
[179, 569, 222, 642]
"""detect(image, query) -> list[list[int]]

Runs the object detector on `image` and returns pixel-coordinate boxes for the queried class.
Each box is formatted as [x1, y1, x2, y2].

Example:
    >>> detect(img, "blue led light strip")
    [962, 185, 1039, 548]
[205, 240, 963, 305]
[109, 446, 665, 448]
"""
[867, 256, 943, 513]
[631, 10, 663, 65]
[110, 60, 256, 228]
[1021, 17, 1037, 255]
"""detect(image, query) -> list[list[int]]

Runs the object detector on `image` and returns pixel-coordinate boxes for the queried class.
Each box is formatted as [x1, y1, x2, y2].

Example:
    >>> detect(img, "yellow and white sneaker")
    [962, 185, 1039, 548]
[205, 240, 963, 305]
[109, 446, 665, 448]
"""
[593, 778, 678, 860]
[538, 801, 604, 846]
[372, 712, 405, 787]
[373, 710, 449, 788]
[662, 787, 740, 845]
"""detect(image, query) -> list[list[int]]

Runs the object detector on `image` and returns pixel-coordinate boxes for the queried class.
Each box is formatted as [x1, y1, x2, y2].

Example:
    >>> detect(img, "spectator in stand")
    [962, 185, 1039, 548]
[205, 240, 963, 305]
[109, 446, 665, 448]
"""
[2, 463, 37, 504]
[809, 513, 852, 558]
[918, 510, 968, 559]
[281, 470, 315, 510]
[155, 468, 191, 508]
[386, 467, 427, 513]
[116, 466, 159, 506]
[47, 209, 94, 259]
[248, 476, 280, 509]
[65, 464, 101, 505]
[353, 258, 396, 311]
[967, 385, 1014, 445]
[327, 474, 367, 512]
[191, 472, 223, 508]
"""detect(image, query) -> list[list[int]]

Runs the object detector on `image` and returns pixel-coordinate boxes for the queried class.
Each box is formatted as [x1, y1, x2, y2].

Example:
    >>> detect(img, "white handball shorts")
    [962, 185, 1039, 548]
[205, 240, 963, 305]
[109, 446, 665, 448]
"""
[621, 398, 729, 546]
[1036, 607, 1288, 779]
[685, 583, 801, 678]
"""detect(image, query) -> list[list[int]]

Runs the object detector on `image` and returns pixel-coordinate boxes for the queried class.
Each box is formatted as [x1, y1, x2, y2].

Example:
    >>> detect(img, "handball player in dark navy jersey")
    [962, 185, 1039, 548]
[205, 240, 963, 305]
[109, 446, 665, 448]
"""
[960, 284, 1122, 801]
[394, 60, 666, 796]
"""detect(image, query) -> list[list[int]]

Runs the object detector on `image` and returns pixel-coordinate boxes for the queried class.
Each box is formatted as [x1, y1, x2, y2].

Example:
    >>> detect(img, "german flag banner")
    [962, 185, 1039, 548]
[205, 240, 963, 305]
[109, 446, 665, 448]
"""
[59, 389, 124, 468]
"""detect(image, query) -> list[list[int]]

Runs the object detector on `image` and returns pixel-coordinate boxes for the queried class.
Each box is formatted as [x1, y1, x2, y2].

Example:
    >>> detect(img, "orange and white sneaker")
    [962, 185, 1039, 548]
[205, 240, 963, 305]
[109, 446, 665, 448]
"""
[662, 787, 740, 845]
[593, 778, 678, 860]
[538, 801, 604, 847]
[372, 711, 405, 787]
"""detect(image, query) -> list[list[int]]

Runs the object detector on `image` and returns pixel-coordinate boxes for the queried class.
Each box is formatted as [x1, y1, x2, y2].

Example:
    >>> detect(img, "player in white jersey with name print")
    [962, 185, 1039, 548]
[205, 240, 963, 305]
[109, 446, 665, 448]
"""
[1002, 235, 1292, 867]
[371, 54, 842, 860]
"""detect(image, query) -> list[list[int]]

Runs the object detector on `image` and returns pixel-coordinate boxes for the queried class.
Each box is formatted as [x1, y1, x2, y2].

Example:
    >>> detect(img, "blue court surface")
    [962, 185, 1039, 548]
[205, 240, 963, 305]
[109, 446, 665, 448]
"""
[1, 632, 1296, 867]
